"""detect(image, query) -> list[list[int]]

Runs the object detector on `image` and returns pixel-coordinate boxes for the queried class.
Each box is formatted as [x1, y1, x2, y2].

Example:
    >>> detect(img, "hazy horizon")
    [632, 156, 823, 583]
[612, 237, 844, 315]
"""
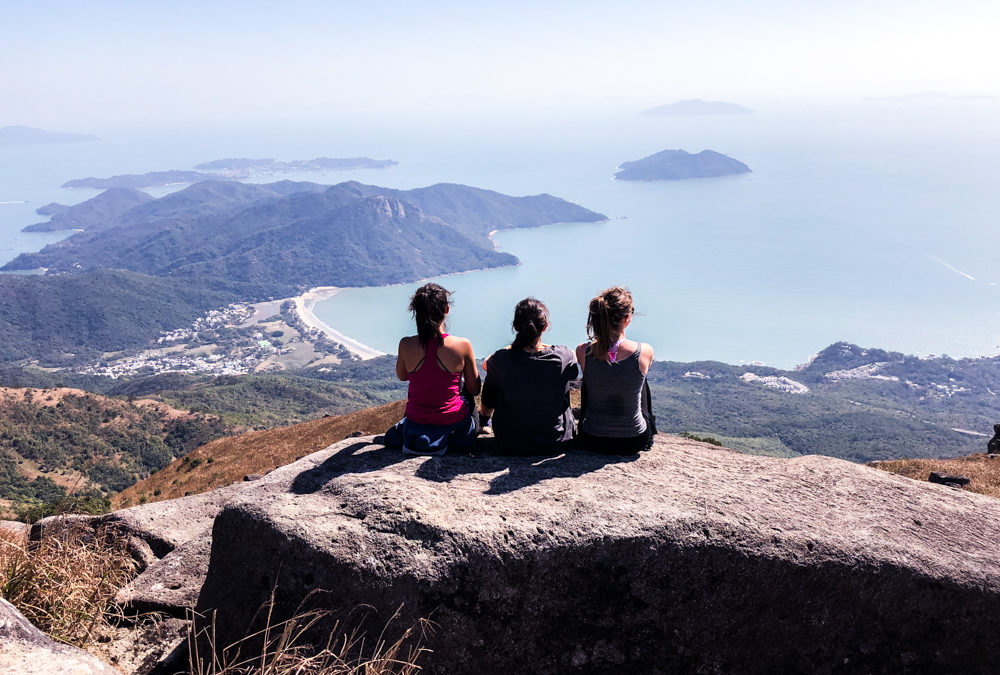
[4, 1, 999, 129]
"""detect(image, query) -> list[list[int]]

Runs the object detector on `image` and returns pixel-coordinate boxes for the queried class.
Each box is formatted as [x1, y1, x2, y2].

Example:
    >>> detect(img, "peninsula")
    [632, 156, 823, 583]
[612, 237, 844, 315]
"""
[615, 149, 751, 181]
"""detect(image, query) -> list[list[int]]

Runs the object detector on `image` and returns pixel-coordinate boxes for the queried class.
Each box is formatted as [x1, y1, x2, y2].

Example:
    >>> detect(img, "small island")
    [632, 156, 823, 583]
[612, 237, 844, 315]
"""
[640, 99, 751, 116]
[614, 149, 751, 181]
[194, 157, 398, 175]
[63, 157, 399, 189]
[0, 125, 99, 146]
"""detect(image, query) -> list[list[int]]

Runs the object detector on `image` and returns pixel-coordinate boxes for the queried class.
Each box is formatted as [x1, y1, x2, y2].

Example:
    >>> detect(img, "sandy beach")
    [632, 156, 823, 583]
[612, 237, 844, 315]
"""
[293, 287, 386, 360]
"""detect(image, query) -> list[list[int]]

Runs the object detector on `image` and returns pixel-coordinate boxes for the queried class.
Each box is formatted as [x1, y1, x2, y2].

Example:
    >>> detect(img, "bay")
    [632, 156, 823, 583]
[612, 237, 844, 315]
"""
[2, 103, 998, 369]
[314, 103, 1000, 368]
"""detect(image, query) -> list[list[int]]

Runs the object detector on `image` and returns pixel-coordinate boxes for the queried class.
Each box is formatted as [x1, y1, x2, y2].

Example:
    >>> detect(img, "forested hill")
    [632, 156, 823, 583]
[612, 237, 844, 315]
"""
[0, 269, 242, 365]
[3, 180, 605, 288]
[0, 180, 603, 366]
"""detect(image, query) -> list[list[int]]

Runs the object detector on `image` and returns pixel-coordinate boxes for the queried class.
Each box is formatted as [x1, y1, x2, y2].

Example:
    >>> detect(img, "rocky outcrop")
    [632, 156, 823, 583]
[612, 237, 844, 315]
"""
[181, 434, 1000, 674]
[0, 598, 119, 674]
[0, 520, 28, 537]
[43, 432, 1000, 672]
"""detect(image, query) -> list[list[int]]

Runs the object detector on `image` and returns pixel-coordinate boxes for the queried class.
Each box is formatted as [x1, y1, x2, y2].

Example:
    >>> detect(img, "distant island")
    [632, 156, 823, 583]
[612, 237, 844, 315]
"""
[615, 149, 751, 181]
[194, 157, 398, 175]
[0, 125, 99, 146]
[640, 99, 751, 116]
[62, 157, 398, 189]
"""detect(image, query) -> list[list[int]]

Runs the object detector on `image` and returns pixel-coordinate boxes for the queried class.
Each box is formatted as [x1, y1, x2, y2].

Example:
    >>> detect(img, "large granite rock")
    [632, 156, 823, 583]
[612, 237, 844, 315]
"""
[0, 598, 119, 674]
[190, 435, 1000, 674]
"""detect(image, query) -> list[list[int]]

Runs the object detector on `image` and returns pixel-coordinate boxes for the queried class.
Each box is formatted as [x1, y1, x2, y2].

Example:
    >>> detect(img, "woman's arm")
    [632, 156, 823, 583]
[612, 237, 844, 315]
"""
[395, 337, 410, 381]
[462, 339, 481, 396]
[575, 343, 589, 374]
[639, 343, 655, 375]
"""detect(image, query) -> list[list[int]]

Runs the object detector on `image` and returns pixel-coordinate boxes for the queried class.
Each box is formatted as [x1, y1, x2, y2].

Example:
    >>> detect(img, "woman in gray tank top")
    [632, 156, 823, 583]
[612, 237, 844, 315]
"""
[575, 286, 656, 454]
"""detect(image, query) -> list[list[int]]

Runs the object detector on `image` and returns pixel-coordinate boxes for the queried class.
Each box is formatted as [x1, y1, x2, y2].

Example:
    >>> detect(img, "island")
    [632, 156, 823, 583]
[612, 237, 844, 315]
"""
[194, 157, 399, 176]
[614, 149, 751, 181]
[640, 99, 751, 116]
[0, 125, 99, 146]
[62, 157, 399, 189]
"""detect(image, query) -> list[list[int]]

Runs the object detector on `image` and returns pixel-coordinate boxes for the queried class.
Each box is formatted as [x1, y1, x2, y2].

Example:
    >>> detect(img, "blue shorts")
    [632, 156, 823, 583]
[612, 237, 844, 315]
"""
[384, 414, 477, 456]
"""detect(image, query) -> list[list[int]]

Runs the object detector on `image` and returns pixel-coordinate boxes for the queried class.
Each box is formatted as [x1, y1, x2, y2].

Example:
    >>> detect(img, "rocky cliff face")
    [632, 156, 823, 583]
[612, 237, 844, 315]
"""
[66, 433, 1000, 673]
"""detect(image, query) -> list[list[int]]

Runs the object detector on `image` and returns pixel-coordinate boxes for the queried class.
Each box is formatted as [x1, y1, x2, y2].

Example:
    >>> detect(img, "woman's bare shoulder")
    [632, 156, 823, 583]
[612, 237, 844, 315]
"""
[442, 334, 473, 350]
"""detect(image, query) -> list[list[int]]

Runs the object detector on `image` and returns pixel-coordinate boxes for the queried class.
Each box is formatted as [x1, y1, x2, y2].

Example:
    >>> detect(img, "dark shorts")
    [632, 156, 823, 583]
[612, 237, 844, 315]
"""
[384, 410, 479, 456]
[580, 412, 655, 455]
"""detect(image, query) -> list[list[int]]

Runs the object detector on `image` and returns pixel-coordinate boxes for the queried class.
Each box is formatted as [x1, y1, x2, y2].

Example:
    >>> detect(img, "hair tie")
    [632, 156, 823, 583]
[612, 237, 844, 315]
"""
[608, 338, 624, 363]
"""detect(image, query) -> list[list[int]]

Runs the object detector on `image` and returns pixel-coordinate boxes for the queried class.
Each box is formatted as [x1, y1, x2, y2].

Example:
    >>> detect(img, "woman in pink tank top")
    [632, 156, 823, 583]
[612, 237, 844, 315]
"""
[384, 283, 481, 455]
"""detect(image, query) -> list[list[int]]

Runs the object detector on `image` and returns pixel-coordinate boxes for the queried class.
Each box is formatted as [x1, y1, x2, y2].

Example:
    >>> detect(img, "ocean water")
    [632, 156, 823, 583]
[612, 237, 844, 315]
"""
[2, 102, 999, 368]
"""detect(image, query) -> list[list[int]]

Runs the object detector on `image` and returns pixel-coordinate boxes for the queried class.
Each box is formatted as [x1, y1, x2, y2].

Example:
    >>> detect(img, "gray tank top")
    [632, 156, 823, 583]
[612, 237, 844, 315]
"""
[581, 343, 647, 437]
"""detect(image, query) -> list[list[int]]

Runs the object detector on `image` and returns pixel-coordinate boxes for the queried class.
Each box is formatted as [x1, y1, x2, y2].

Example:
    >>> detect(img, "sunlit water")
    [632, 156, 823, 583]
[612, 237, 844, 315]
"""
[2, 102, 998, 368]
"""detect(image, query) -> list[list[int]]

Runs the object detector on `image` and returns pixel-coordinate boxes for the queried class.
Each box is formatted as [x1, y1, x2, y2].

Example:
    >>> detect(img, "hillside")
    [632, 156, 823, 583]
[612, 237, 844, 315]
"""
[0, 387, 232, 517]
[0, 269, 245, 366]
[647, 341, 999, 462]
[871, 453, 1000, 499]
[2, 180, 603, 285]
[114, 399, 405, 508]
[22, 188, 154, 232]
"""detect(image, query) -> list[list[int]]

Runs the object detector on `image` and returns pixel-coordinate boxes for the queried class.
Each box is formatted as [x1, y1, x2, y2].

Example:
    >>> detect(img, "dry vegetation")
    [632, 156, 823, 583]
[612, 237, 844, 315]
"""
[115, 400, 407, 508]
[0, 520, 138, 647]
[187, 596, 428, 675]
[869, 453, 1000, 499]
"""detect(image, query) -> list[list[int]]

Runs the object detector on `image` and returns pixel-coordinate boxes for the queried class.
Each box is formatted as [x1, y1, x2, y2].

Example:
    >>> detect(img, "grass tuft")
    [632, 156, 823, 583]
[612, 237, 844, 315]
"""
[187, 589, 430, 674]
[0, 520, 139, 647]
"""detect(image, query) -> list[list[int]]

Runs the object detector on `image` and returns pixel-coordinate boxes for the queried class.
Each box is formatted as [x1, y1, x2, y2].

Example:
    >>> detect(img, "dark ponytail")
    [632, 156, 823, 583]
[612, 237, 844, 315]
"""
[587, 286, 634, 355]
[409, 283, 451, 348]
[511, 297, 549, 351]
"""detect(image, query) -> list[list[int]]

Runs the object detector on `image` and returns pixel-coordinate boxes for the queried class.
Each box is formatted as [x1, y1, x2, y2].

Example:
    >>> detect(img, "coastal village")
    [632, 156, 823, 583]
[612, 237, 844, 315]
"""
[77, 297, 360, 379]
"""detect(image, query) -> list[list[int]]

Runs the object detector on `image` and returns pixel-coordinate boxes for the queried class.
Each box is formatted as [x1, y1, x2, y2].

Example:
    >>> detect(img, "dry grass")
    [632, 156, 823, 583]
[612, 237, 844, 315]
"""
[869, 453, 1000, 500]
[115, 400, 407, 508]
[188, 592, 429, 675]
[0, 520, 139, 647]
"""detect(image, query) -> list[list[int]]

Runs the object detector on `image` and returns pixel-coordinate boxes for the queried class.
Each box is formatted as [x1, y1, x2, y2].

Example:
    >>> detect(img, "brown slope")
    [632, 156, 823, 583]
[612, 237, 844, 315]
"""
[869, 453, 1000, 499]
[113, 399, 406, 508]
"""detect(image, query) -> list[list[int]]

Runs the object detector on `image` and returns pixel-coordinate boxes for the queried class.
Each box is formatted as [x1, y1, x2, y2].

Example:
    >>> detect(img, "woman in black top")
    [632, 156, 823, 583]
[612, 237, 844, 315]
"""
[480, 298, 579, 455]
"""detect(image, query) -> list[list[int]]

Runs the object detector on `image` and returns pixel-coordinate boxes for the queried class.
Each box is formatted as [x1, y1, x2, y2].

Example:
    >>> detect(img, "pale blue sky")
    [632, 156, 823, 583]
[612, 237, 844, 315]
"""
[3, 1, 997, 127]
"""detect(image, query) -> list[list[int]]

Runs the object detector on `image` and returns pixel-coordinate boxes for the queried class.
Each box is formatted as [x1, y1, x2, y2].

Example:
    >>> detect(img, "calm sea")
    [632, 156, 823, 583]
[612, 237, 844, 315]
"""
[2, 102, 999, 368]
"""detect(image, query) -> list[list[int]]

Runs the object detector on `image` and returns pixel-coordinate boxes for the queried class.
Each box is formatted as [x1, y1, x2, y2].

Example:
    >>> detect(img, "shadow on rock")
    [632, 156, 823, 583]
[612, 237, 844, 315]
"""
[414, 443, 639, 495]
[290, 440, 407, 494]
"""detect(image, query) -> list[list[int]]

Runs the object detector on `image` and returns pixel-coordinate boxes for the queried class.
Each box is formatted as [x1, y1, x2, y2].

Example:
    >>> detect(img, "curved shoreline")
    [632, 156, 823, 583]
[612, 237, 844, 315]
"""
[293, 287, 387, 360]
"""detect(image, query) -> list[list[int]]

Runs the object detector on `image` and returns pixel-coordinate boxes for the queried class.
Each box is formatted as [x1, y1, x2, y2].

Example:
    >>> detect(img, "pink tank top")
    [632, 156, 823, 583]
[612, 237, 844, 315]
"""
[404, 333, 468, 425]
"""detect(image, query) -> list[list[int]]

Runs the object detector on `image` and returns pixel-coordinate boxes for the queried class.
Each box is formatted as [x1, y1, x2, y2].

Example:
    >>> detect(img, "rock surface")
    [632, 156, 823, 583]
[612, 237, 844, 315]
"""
[0, 598, 119, 674]
[186, 434, 1000, 674]
[0, 519, 28, 537]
